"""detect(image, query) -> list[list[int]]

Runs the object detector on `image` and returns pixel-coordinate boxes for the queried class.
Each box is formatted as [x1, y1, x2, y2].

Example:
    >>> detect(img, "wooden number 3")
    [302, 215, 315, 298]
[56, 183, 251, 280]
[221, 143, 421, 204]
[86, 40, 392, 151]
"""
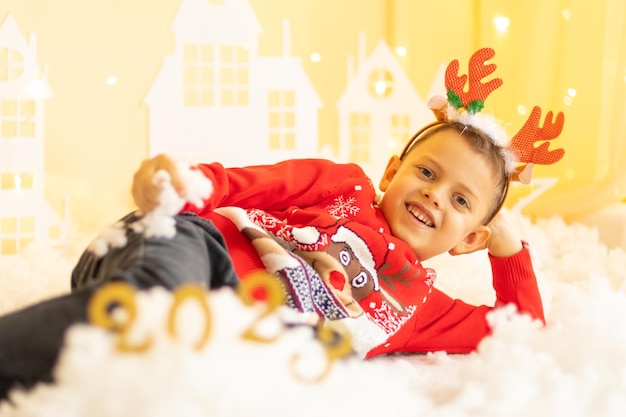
[289, 324, 353, 382]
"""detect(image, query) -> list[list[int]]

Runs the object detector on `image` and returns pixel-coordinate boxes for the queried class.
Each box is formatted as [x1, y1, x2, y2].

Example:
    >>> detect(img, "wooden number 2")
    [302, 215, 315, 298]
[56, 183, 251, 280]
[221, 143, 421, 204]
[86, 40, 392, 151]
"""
[87, 281, 152, 353]
[237, 272, 285, 343]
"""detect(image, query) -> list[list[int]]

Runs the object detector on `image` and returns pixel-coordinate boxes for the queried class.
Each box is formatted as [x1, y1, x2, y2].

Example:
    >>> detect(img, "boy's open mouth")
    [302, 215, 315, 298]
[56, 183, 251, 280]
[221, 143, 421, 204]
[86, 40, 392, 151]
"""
[406, 204, 434, 228]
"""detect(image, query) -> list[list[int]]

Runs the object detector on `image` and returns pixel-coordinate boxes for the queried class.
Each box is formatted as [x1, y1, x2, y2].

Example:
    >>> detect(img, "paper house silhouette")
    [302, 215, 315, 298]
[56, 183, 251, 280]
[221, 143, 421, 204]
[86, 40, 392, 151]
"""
[337, 33, 438, 182]
[0, 14, 65, 256]
[144, 0, 322, 167]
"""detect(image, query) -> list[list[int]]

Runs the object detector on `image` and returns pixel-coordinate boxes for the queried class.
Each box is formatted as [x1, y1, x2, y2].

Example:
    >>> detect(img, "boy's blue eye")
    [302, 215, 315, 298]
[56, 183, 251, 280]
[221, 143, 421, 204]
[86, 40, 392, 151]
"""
[419, 167, 433, 178]
[455, 195, 469, 207]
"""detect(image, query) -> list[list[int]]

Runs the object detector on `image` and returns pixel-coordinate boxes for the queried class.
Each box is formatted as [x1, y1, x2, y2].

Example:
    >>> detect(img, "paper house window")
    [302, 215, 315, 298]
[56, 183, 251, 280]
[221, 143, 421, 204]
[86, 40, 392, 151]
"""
[1, 172, 34, 190]
[390, 114, 411, 152]
[368, 69, 394, 98]
[349, 113, 371, 162]
[1, 99, 36, 138]
[219, 45, 249, 107]
[183, 44, 216, 107]
[0, 48, 24, 81]
[183, 44, 249, 107]
[268, 90, 296, 149]
[0, 215, 34, 255]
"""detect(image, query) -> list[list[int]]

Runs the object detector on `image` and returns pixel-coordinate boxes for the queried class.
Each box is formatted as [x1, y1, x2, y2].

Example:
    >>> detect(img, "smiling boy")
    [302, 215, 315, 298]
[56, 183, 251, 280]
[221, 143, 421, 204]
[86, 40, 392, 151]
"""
[117, 49, 549, 358]
[119, 112, 543, 358]
[379, 118, 529, 257]
[0, 48, 560, 397]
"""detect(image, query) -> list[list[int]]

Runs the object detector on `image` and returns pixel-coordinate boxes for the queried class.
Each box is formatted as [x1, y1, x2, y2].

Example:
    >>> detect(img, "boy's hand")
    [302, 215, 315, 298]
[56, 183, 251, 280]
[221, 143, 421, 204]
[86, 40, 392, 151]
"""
[485, 211, 523, 258]
[131, 154, 185, 212]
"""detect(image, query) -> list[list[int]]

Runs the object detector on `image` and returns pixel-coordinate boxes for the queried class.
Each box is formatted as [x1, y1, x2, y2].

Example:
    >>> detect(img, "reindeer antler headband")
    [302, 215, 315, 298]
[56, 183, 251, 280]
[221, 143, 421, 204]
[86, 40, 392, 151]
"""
[401, 47, 566, 184]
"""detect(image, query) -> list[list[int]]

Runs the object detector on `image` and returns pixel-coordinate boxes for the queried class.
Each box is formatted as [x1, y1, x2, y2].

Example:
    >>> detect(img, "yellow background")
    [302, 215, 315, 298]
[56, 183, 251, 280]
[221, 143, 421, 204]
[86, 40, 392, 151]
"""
[1, 0, 625, 233]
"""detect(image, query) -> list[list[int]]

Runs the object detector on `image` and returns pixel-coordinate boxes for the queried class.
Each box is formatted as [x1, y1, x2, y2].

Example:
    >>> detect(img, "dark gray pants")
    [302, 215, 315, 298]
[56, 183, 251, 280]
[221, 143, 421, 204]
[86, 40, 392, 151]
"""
[0, 212, 239, 400]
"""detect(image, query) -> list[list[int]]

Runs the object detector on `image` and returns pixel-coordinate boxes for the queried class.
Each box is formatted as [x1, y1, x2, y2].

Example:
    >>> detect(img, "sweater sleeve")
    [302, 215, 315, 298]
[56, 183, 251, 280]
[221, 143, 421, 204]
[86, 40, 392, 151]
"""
[399, 244, 544, 354]
[181, 159, 365, 216]
[490, 241, 545, 324]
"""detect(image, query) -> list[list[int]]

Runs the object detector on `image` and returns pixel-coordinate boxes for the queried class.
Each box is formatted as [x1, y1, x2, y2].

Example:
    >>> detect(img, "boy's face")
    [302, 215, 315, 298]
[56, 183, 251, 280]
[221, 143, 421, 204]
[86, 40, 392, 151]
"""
[378, 129, 498, 261]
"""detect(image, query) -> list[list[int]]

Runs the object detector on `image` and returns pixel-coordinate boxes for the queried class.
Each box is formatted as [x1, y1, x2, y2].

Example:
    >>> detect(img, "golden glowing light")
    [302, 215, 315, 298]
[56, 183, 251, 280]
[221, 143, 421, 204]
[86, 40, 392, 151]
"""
[374, 81, 387, 96]
[26, 80, 46, 97]
[13, 174, 21, 190]
[517, 104, 527, 115]
[562, 10, 571, 20]
[107, 76, 118, 85]
[309, 52, 321, 63]
[395, 46, 407, 57]
[493, 16, 510, 33]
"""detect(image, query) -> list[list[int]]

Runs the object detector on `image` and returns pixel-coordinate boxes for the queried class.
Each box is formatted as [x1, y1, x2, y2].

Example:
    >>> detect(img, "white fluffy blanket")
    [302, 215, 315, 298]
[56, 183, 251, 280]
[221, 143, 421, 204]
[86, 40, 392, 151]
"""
[0, 212, 625, 417]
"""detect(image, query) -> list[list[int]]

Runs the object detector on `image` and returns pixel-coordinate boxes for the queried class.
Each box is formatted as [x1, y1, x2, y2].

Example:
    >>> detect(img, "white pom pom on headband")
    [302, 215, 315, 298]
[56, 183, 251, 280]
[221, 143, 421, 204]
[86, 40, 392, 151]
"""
[402, 47, 566, 184]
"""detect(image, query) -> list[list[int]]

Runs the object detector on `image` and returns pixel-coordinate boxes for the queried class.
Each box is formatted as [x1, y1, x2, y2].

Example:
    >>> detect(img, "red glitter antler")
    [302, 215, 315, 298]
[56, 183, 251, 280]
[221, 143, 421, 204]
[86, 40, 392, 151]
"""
[510, 106, 566, 183]
[445, 47, 503, 114]
[511, 106, 565, 164]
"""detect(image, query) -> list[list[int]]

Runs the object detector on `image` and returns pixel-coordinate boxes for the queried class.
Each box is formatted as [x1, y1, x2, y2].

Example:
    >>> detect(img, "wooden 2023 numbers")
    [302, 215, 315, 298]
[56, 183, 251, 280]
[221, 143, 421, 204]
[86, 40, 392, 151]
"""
[87, 273, 353, 382]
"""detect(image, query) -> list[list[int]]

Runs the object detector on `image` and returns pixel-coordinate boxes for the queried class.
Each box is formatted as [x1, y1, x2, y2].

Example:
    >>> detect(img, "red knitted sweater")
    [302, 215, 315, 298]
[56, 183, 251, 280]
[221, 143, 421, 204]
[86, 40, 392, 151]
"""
[181, 159, 545, 357]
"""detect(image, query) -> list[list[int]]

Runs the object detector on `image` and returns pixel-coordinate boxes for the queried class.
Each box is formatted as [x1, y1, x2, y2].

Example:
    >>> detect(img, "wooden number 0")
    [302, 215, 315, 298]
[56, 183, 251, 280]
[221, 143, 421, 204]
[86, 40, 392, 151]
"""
[167, 284, 212, 350]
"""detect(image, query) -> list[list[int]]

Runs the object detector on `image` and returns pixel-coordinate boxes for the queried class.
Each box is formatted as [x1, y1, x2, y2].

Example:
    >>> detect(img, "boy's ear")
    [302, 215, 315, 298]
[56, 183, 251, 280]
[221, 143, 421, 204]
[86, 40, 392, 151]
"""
[379, 155, 401, 192]
[449, 226, 491, 256]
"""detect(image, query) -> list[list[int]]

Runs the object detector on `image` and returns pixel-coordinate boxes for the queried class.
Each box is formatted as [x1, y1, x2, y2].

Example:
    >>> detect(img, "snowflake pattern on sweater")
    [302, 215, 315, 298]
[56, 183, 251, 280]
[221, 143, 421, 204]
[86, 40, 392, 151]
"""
[325, 195, 360, 218]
